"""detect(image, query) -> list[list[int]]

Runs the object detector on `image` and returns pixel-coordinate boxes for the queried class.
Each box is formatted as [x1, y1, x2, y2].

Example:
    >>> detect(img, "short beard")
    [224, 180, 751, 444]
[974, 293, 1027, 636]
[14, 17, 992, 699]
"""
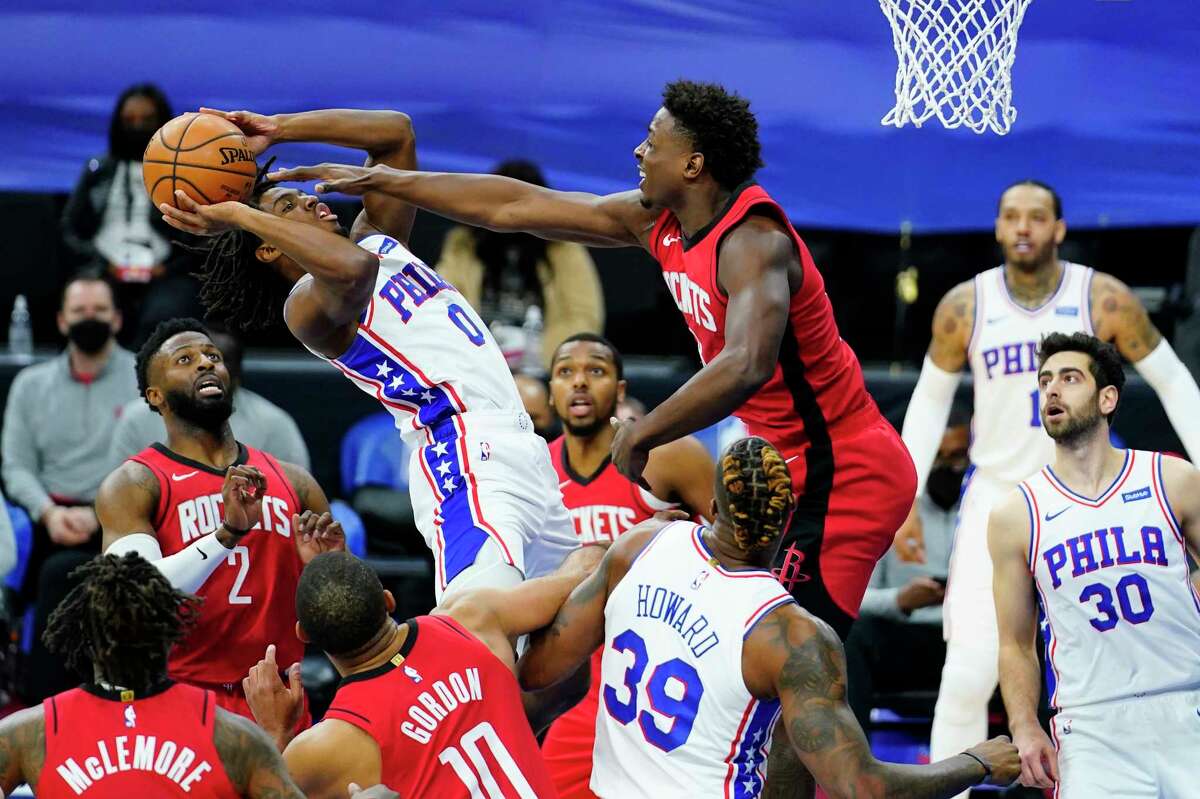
[164, 388, 233, 434]
[1045, 400, 1103, 447]
[563, 398, 618, 439]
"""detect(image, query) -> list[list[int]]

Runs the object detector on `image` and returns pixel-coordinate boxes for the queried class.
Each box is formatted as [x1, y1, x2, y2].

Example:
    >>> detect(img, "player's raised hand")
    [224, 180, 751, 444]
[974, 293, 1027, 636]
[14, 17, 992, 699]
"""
[221, 465, 266, 541]
[159, 191, 243, 237]
[242, 644, 304, 750]
[199, 108, 280, 156]
[966, 735, 1022, 787]
[267, 163, 374, 195]
[293, 510, 347, 564]
[1012, 724, 1059, 789]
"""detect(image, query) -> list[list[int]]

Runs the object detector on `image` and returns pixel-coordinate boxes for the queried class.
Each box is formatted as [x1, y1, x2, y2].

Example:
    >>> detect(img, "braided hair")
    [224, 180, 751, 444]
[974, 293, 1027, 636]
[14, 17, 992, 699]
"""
[190, 157, 291, 330]
[716, 436, 795, 552]
[43, 553, 201, 694]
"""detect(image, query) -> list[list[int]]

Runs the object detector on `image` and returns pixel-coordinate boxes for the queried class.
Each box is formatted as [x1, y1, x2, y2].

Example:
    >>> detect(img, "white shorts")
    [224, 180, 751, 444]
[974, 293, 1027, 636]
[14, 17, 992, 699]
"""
[943, 470, 1014, 645]
[1052, 689, 1200, 798]
[406, 410, 579, 601]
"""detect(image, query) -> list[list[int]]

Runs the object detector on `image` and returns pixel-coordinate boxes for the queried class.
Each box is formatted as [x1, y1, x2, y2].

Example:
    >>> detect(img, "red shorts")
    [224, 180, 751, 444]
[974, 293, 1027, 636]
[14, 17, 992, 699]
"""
[184, 679, 313, 734]
[541, 649, 603, 799]
[772, 418, 915, 637]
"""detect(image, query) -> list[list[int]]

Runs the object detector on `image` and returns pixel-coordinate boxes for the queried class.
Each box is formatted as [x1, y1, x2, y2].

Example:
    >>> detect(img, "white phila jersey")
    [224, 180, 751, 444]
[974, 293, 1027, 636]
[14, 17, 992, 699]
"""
[968, 262, 1094, 483]
[293, 234, 524, 446]
[1021, 450, 1200, 710]
[592, 522, 795, 799]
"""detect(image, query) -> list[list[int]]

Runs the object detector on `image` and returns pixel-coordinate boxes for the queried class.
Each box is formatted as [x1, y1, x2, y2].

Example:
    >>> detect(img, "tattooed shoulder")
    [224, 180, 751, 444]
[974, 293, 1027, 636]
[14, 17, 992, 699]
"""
[1091, 272, 1162, 358]
[0, 706, 46, 792]
[213, 709, 303, 799]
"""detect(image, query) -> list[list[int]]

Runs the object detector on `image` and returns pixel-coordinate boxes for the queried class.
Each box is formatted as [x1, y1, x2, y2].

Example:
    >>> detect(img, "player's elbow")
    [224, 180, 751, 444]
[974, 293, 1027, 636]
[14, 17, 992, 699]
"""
[373, 111, 414, 150]
[732, 348, 776, 394]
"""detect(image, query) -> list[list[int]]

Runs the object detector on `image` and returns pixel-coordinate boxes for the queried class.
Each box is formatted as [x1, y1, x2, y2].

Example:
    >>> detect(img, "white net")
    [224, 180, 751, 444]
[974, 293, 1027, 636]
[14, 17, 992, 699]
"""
[878, 0, 1034, 135]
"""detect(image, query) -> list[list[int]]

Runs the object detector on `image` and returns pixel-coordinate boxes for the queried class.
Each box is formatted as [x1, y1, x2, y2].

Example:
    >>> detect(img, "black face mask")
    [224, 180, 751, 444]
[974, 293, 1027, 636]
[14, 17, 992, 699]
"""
[164, 387, 234, 434]
[927, 465, 966, 511]
[67, 319, 113, 354]
[115, 124, 158, 161]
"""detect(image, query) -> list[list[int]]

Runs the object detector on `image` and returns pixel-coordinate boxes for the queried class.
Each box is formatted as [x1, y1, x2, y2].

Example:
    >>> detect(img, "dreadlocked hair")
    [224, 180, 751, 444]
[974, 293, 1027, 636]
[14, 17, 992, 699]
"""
[190, 157, 290, 330]
[43, 553, 202, 694]
[717, 436, 795, 552]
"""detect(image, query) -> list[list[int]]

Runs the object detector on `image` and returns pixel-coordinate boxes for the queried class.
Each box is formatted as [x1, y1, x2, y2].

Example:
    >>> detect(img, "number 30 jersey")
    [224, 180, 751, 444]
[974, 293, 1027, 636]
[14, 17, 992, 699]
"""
[1021, 450, 1200, 710]
[593, 522, 795, 799]
[292, 234, 524, 447]
[967, 261, 1093, 483]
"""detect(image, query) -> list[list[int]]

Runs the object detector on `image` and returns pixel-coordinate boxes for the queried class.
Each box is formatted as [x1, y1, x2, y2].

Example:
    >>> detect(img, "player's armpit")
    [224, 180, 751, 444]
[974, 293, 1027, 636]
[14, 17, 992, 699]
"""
[1090, 273, 1163, 361]
[281, 722, 381, 799]
[212, 710, 306, 799]
[928, 279, 975, 371]
[1156, 455, 1200, 555]
[95, 461, 161, 552]
[0, 707, 45, 795]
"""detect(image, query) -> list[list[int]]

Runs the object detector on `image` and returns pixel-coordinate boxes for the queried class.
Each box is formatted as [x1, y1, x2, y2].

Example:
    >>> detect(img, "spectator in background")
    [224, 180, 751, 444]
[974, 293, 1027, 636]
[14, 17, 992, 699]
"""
[435, 160, 604, 370]
[516, 373, 559, 441]
[60, 82, 203, 346]
[1, 275, 137, 701]
[110, 322, 310, 469]
[843, 407, 970, 731]
[615, 395, 646, 422]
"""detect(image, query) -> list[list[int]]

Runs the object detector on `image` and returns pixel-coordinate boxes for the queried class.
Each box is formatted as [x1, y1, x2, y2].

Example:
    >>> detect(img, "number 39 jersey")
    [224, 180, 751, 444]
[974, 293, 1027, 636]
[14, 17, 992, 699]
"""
[1021, 450, 1200, 710]
[968, 262, 1093, 483]
[593, 522, 795, 799]
[292, 234, 524, 447]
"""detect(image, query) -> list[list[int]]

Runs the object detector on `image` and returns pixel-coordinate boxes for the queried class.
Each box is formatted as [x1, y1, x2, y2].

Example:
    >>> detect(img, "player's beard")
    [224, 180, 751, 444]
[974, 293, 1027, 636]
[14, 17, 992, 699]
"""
[1043, 395, 1103, 447]
[165, 387, 234, 435]
[563, 398, 618, 439]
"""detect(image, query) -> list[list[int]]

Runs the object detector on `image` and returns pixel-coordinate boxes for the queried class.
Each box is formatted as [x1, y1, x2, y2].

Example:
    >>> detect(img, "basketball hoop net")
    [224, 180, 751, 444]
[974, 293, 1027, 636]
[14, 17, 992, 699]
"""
[878, 0, 1034, 135]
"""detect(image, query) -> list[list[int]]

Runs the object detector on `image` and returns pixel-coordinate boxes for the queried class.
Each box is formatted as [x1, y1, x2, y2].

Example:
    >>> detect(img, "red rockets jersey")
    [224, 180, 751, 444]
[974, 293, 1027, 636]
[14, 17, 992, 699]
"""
[129, 443, 304, 686]
[324, 615, 556, 798]
[547, 436, 674, 543]
[649, 183, 881, 458]
[40, 682, 238, 798]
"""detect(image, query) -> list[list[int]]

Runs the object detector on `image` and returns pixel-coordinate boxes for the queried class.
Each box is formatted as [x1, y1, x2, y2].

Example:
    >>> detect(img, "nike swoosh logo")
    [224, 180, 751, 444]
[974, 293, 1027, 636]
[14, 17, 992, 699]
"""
[1045, 508, 1070, 521]
[198, 547, 208, 561]
[172, 471, 199, 482]
[986, 316, 1007, 325]
[785, 456, 800, 464]
[559, 480, 572, 490]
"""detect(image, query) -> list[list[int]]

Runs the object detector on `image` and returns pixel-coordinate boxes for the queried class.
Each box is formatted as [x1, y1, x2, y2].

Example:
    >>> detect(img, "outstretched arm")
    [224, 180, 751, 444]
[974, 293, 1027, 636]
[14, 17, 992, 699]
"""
[518, 525, 658, 690]
[989, 491, 1058, 790]
[611, 215, 792, 483]
[269, 162, 657, 249]
[746, 606, 1017, 799]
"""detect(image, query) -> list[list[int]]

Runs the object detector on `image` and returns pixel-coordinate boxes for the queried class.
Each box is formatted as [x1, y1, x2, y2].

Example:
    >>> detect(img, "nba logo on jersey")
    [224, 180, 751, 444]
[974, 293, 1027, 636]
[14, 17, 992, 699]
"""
[691, 569, 710, 590]
[403, 665, 423, 684]
[480, 441, 491, 462]
[123, 705, 136, 728]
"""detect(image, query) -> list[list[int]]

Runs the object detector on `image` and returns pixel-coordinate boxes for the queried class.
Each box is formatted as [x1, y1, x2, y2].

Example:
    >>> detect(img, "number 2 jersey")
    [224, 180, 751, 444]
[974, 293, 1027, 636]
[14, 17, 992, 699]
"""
[323, 614, 556, 798]
[128, 443, 304, 686]
[593, 522, 795, 799]
[1022, 449, 1200, 710]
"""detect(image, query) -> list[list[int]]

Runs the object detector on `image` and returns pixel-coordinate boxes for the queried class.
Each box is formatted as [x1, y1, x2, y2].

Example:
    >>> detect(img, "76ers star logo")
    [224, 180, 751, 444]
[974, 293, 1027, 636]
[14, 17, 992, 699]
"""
[773, 544, 811, 591]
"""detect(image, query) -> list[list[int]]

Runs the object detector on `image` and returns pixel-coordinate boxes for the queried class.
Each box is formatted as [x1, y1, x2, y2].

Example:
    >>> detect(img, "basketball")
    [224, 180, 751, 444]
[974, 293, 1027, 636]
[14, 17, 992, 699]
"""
[142, 112, 258, 208]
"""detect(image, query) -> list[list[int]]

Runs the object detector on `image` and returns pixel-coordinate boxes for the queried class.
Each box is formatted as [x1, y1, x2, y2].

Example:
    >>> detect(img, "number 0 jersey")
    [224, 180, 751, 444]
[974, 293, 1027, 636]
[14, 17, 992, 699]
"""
[1022, 450, 1200, 710]
[292, 234, 524, 448]
[967, 262, 1094, 483]
[593, 522, 795, 799]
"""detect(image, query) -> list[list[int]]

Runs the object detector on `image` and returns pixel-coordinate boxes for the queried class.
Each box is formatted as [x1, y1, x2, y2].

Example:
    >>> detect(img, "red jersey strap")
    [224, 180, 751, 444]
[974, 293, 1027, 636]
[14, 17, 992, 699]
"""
[649, 209, 674, 262]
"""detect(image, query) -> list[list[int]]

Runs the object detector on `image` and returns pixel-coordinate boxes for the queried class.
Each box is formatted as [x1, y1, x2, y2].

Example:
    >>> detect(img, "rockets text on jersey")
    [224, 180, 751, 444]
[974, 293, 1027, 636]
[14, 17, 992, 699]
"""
[592, 522, 794, 798]
[41, 682, 237, 798]
[292, 234, 524, 447]
[968, 262, 1094, 483]
[1022, 450, 1200, 709]
[128, 443, 304, 686]
[323, 615, 556, 798]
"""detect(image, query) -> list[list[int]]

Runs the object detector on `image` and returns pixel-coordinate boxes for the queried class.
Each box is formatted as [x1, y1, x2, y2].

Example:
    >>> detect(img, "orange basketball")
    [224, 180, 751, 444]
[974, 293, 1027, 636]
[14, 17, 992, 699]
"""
[143, 113, 258, 208]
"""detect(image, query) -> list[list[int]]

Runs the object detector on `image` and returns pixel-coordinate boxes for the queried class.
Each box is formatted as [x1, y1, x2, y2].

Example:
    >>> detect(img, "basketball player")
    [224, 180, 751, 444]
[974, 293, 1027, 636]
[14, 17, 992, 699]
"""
[896, 181, 1200, 786]
[94, 318, 345, 726]
[520, 437, 1018, 798]
[158, 107, 577, 600]
[0, 552, 307, 798]
[542, 332, 715, 798]
[990, 332, 1200, 797]
[269, 80, 915, 640]
[241, 547, 606, 798]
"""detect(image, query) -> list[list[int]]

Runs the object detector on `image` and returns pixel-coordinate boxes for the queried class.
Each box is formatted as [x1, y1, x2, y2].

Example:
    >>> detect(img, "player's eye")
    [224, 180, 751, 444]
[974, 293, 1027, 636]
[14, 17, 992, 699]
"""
[177, 355, 189, 364]
[283, 202, 294, 212]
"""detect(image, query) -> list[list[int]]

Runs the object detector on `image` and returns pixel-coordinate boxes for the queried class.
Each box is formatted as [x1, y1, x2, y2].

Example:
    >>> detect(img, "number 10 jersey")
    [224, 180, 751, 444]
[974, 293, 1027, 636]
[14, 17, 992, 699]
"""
[593, 522, 795, 799]
[1021, 449, 1200, 710]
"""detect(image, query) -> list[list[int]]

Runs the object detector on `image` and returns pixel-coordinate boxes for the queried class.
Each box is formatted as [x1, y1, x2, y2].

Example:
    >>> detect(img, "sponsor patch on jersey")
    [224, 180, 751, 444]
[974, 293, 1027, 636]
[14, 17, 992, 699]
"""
[1121, 486, 1151, 503]
[1055, 306, 1080, 316]
[377, 236, 400, 255]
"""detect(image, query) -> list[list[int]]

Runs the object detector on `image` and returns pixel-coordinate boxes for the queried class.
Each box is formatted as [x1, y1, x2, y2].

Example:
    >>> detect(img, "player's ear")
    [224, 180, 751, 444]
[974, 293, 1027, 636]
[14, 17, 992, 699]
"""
[709, 498, 718, 520]
[295, 621, 310, 644]
[56, 310, 69, 338]
[144, 385, 165, 414]
[255, 242, 282, 264]
[383, 589, 396, 614]
[111, 308, 123, 336]
[1098, 385, 1119, 417]
[683, 152, 704, 180]
[1053, 218, 1066, 245]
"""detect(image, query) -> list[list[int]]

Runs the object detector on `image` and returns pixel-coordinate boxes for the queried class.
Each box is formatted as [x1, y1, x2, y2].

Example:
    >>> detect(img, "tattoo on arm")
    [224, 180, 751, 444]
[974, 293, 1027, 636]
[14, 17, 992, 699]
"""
[0, 710, 45, 794]
[1093, 275, 1162, 359]
[214, 712, 305, 799]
